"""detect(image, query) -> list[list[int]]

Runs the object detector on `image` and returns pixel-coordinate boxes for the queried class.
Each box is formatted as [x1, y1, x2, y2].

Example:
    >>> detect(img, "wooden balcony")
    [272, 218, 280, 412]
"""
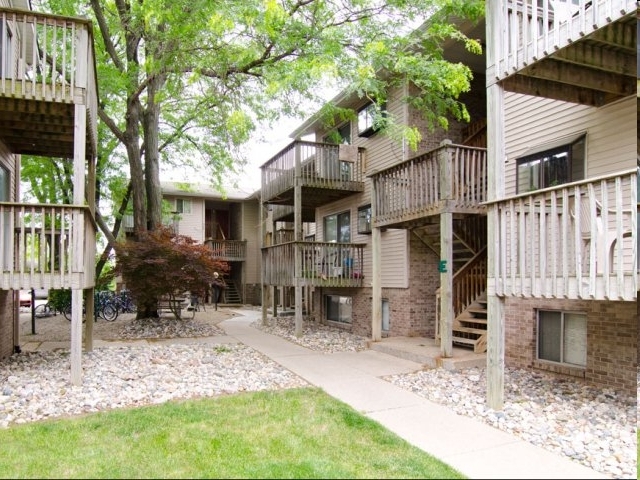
[0, 8, 98, 157]
[0, 203, 97, 290]
[204, 239, 247, 262]
[270, 204, 315, 223]
[488, 169, 637, 301]
[261, 141, 365, 208]
[488, 0, 636, 107]
[371, 143, 487, 229]
[263, 241, 365, 288]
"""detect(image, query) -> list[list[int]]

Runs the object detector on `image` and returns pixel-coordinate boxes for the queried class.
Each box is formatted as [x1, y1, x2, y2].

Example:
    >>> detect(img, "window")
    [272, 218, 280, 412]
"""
[0, 21, 12, 78]
[357, 205, 371, 234]
[325, 295, 352, 324]
[537, 310, 587, 367]
[324, 211, 350, 243]
[175, 198, 191, 214]
[357, 102, 386, 137]
[0, 165, 10, 268]
[517, 136, 585, 192]
[324, 122, 351, 145]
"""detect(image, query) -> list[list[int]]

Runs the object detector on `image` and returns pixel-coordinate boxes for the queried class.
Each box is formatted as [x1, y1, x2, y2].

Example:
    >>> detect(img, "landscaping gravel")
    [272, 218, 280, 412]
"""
[5, 309, 637, 479]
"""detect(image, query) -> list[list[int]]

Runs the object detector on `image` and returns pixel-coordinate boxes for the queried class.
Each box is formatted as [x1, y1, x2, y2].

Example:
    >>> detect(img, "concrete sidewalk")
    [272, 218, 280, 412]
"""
[220, 309, 607, 480]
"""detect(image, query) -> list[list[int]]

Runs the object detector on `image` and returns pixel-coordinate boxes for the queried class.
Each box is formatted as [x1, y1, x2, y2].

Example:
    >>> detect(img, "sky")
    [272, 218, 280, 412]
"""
[160, 104, 322, 196]
[160, 82, 340, 195]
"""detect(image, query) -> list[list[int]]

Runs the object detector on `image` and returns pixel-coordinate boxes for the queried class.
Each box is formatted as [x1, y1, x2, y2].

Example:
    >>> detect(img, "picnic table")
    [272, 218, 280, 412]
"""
[157, 292, 195, 320]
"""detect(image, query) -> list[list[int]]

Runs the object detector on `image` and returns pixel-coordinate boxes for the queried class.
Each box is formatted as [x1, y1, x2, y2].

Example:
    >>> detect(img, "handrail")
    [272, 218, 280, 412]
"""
[0, 202, 97, 290]
[262, 241, 366, 287]
[371, 143, 487, 226]
[490, 169, 637, 300]
[261, 140, 365, 201]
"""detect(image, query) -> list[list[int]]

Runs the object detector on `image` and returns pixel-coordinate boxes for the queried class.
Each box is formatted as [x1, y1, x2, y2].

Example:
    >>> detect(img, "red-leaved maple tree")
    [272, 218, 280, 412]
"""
[116, 226, 229, 319]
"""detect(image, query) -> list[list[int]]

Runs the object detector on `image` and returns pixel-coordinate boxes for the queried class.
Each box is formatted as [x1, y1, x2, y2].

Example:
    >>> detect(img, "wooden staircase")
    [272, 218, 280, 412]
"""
[423, 215, 488, 354]
[222, 281, 242, 304]
[452, 293, 487, 353]
[413, 223, 476, 272]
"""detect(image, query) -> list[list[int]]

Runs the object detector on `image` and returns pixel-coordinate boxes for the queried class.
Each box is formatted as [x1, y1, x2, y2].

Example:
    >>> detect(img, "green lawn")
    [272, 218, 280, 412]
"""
[0, 387, 465, 479]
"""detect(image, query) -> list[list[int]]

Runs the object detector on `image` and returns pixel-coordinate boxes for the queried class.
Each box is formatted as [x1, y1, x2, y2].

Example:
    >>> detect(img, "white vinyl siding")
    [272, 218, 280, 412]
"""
[504, 94, 635, 196]
[0, 141, 14, 270]
[312, 83, 412, 289]
[166, 195, 204, 242]
[241, 200, 261, 284]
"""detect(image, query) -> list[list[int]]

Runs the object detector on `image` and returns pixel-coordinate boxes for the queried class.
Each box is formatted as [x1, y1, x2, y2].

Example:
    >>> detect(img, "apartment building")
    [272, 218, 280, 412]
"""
[261, 0, 637, 408]
[260, 16, 489, 352]
[159, 181, 262, 305]
[485, 0, 637, 407]
[0, 1, 99, 384]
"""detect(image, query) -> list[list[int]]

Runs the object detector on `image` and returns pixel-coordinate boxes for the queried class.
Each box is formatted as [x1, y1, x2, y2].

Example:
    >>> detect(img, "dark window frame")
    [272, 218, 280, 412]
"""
[324, 122, 352, 145]
[323, 210, 351, 243]
[357, 102, 387, 138]
[516, 135, 585, 193]
[325, 294, 352, 324]
[357, 204, 372, 234]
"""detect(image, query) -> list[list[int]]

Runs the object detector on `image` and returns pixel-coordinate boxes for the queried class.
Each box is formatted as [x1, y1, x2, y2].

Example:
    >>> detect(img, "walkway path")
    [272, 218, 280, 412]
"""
[219, 309, 607, 480]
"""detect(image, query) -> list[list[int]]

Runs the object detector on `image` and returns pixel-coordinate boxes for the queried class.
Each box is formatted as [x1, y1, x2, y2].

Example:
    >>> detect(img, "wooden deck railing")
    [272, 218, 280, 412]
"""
[261, 141, 365, 202]
[0, 8, 99, 148]
[263, 241, 365, 288]
[490, 0, 636, 81]
[204, 239, 247, 261]
[371, 142, 487, 227]
[489, 169, 637, 301]
[0, 202, 96, 290]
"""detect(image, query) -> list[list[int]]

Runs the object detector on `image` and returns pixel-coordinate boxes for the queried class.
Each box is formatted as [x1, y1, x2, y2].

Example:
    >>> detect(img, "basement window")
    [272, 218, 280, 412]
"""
[537, 310, 586, 367]
[325, 295, 352, 324]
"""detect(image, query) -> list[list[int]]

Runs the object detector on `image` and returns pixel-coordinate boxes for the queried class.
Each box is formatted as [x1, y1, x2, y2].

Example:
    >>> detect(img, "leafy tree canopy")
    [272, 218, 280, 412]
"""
[30, 0, 483, 236]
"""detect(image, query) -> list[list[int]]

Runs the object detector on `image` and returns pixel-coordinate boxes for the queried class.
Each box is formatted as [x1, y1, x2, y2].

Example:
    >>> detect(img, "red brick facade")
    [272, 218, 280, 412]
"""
[314, 232, 441, 338]
[504, 296, 637, 394]
[0, 290, 16, 359]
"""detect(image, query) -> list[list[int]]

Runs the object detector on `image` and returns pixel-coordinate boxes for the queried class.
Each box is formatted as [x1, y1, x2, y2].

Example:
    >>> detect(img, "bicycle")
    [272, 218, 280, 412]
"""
[62, 291, 118, 322]
[34, 302, 61, 318]
[115, 289, 137, 314]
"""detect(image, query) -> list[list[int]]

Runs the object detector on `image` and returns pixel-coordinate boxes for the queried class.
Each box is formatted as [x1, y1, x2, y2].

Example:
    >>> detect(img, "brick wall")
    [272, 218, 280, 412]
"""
[313, 234, 441, 338]
[0, 290, 15, 359]
[243, 283, 261, 306]
[408, 74, 487, 153]
[504, 297, 637, 394]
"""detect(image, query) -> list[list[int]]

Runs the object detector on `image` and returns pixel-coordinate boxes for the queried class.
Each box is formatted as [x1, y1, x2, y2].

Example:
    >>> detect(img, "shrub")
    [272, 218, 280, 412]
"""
[116, 227, 228, 316]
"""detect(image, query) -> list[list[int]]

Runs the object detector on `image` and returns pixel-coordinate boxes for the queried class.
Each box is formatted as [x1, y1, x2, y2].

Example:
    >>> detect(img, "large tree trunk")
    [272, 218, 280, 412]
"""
[126, 98, 146, 236]
[144, 75, 165, 231]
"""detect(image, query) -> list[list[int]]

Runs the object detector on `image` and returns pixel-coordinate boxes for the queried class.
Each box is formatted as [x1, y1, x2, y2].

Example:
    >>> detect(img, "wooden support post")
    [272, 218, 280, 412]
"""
[438, 142, 453, 357]
[293, 143, 303, 337]
[439, 212, 453, 358]
[70, 100, 87, 385]
[85, 287, 94, 351]
[70, 288, 83, 386]
[371, 226, 382, 341]
[261, 283, 268, 325]
[486, 0, 506, 410]
[371, 177, 382, 341]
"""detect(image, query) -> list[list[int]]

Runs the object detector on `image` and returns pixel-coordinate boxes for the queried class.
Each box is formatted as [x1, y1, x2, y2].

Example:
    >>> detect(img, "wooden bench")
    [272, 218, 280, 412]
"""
[157, 293, 195, 320]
